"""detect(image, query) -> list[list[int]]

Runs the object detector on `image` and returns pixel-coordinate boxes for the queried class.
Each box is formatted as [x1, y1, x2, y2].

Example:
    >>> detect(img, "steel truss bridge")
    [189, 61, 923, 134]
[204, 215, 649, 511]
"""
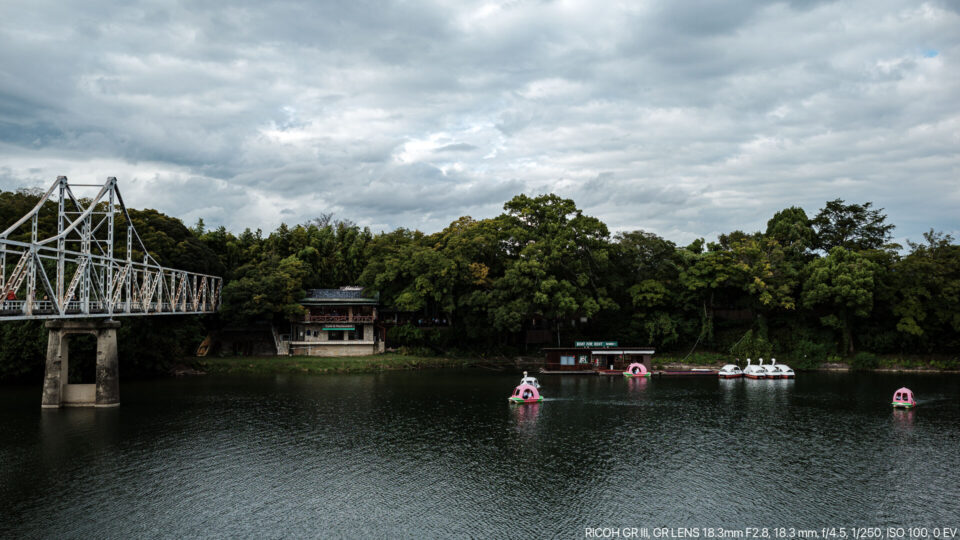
[1, 176, 222, 321]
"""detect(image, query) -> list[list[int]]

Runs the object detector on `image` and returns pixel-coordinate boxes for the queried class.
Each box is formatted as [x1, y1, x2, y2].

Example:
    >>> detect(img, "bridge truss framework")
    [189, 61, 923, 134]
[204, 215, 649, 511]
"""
[1, 176, 222, 321]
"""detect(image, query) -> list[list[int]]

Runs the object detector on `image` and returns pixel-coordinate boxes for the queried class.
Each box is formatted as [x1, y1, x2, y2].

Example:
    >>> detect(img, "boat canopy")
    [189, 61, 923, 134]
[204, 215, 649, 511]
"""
[893, 387, 914, 401]
[625, 362, 647, 375]
[512, 383, 541, 401]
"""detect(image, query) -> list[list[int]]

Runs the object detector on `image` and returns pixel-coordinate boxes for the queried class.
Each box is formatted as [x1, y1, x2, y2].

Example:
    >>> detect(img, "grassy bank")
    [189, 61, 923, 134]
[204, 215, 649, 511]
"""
[196, 353, 482, 376]
[652, 352, 728, 368]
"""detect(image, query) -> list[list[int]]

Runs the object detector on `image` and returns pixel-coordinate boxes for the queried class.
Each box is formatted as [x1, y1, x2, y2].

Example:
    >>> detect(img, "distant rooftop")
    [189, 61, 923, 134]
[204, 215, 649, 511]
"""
[301, 287, 378, 304]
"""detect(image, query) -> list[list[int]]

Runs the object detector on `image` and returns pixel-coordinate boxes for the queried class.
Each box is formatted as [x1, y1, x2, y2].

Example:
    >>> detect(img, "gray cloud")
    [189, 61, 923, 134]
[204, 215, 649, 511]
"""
[0, 0, 957, 246]
[434, 143, 478, 153]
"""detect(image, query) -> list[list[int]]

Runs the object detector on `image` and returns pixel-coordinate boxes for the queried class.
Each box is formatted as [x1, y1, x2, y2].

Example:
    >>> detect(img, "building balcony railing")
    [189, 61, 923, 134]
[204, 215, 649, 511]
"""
[305, 314, 375, 323]
[378, 319, 450, 328]
[290, 339, 376, 345]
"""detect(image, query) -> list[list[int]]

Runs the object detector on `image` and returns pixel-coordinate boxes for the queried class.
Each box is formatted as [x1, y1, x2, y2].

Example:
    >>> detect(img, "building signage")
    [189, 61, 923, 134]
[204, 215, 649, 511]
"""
[575, 341, 618, 347]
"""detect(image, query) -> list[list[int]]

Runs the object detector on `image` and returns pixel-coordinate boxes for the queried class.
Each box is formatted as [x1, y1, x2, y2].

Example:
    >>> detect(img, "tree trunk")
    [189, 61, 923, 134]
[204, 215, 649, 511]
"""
[844, 317, 855, 355]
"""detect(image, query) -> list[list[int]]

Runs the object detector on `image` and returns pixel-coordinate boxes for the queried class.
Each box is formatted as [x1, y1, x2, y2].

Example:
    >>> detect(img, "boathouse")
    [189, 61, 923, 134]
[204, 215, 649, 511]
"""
[289, 287, 385, 356]
[543, 341, 654, 372]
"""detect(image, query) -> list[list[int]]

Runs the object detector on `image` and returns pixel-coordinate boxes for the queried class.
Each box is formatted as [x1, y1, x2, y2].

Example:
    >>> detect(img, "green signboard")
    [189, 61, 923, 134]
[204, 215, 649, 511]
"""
[575, 341, 618, 348]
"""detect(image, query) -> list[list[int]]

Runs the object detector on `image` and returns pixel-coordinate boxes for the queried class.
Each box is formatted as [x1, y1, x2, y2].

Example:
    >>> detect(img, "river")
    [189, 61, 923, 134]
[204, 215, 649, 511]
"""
[1, 370, 958, 538]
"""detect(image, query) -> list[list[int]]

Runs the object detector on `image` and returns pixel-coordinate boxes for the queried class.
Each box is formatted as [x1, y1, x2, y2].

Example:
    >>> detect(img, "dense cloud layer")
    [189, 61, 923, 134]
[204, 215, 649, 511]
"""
[1, 0, 957, 244]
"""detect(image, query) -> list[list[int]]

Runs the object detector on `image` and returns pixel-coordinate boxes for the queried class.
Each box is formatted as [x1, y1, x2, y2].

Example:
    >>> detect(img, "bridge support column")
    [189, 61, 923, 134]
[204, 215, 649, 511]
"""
[42, 320, 121, 408]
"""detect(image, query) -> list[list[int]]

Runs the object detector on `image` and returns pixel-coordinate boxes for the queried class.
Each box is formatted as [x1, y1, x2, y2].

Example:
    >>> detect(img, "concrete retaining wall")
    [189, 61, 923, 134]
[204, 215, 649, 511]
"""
[289, 343, 379, 357]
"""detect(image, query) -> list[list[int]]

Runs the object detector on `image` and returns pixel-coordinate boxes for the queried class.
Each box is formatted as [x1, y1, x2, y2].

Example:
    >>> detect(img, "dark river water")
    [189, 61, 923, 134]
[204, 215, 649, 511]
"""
[1, 370, 958, 538]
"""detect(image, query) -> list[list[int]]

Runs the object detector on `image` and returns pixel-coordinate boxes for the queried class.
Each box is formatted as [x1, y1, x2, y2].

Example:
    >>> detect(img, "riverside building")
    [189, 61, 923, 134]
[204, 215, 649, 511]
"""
[288, 287, 385, 356]
[542, 341, 655, 373]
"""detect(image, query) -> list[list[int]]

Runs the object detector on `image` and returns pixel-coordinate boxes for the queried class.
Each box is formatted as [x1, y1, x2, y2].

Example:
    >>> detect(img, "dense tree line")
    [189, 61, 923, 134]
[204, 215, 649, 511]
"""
[2, 186, 958, 380]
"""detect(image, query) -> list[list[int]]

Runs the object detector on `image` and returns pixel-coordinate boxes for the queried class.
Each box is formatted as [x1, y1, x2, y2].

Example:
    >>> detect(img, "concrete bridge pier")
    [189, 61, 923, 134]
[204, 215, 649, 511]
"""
[42, 320, 121, 408]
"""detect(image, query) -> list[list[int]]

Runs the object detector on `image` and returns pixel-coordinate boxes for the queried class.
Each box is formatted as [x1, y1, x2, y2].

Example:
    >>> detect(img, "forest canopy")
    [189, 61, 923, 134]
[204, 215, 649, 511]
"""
[2, 187, 958, 379]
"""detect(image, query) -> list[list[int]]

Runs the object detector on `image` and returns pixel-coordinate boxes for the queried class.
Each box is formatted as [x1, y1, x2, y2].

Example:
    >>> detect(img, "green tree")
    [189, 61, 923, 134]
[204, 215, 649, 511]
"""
[812, 199, 895, 252]
[0, 321, 46, 381]
[489, 194, 616, 338]
[766, 206, 815, 256]
[680, 231, 797, 345]
[892, 230, 960, 349]
[617, 231, 691, 346]
[802, 247, 879, 354]
[220, 255, 309, 323]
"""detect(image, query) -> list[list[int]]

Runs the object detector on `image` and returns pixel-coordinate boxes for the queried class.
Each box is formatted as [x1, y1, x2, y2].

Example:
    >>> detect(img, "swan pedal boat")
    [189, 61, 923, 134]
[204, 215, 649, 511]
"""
[718, 364, 743, 378]
[509, 382, 543, 404]
[892, 387, 916, 409]
[622, 362, 650, 378]
[519, 371, 541, 389]
[771, 360, 795, 379]
[758, 358, 780, 379]
[743, 359, 766, 379]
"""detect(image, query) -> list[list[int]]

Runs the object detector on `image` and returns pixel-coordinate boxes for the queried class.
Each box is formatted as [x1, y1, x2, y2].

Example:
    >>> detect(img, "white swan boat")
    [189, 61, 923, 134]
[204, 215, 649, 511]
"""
[718, 364, 743, 378]
[743, 358, 766, 379]
[759, 358, 780, 379]
[770, 359, 794, 379]
[520, 371, 541, 389]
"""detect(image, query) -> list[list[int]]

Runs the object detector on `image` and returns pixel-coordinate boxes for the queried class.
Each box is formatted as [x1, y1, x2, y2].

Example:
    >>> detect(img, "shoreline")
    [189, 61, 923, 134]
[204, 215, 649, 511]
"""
[194, 354, 488, 376]
[190, 354, 960, 377]
[655, 362, 960, 374]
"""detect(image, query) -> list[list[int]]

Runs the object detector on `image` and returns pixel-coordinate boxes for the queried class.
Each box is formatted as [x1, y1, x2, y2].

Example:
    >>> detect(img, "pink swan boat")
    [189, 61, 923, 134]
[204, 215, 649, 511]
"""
[623, 362, 650, 378]
[509, 383, 543, 404]
[892, 387, 916, 409]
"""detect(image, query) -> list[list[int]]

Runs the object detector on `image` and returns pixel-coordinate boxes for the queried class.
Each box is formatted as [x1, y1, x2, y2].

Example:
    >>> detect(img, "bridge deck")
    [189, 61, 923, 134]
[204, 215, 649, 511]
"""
[0, 300, 217, 320]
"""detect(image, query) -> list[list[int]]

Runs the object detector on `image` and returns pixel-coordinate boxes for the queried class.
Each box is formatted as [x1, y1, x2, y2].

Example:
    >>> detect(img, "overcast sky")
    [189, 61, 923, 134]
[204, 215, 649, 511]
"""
[0, 0, 957, 245]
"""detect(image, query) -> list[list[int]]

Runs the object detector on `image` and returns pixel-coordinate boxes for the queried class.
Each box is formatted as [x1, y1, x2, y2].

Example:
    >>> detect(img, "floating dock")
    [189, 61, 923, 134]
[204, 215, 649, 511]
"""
[540, 368, 720, 376]
[654, 369, 718, 377]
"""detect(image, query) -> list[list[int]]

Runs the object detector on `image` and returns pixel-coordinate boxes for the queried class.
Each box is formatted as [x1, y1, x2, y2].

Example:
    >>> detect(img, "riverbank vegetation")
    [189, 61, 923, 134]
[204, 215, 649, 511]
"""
[197, 353, 479, 376]
[2, 187, 959, 381]
[650, 352, 959, 372]
[197, 352, 959, 376]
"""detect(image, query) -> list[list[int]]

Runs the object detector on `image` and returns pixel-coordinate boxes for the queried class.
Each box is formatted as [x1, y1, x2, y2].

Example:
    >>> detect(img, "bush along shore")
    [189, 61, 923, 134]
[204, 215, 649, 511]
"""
[195, 354, 491, 376]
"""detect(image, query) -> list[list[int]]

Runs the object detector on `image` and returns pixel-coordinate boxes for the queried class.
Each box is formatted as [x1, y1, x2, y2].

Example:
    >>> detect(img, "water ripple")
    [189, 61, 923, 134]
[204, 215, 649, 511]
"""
[1, 372, 958, 537]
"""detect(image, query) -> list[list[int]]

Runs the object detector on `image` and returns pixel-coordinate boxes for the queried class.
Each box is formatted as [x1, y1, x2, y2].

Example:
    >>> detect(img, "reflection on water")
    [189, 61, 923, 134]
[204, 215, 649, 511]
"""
[892, 408, 915, 430]
[625, 375, 649, 394]
[38, 407, 121, 464]
[1, 371, 958, 537]
[511, 402, 541, 433]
